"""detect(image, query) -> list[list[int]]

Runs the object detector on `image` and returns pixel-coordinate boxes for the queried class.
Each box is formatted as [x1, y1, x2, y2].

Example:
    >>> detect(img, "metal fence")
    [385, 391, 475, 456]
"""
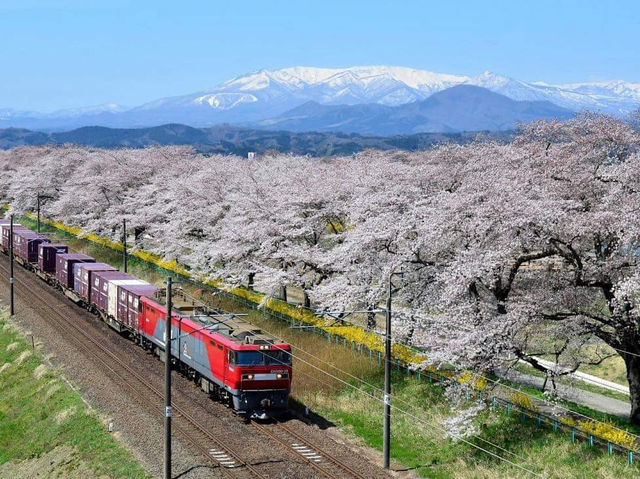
[29, 215, 640, 466]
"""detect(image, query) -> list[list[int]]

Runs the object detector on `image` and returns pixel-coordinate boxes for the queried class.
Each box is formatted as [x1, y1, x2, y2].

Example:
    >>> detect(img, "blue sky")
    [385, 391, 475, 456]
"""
[1, 0, 639, 111]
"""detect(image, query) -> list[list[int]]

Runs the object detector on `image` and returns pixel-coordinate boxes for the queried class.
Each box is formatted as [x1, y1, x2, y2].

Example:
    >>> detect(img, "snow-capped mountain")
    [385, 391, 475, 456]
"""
[1, 66, 639, 131]
[45, 103, 126, 119]
[213, 66, 470, 106]
[140, 66, 639, 117]
[469, 71, 640, 114]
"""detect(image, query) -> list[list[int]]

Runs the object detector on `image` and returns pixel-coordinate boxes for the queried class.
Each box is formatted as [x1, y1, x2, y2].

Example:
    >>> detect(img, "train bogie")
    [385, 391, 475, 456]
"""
[2, 218, 292, 418]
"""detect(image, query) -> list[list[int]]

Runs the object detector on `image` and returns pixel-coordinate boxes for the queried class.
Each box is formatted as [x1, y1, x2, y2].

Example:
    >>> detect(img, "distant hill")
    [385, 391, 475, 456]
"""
[1, 66, 638, 131]
[257, 85, 574, 134]
[0, 124, 512, 156]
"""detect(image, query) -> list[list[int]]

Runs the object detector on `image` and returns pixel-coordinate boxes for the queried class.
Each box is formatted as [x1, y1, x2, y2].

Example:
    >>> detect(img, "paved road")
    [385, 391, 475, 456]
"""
[531, 357, 629, 395]
[499, 369, 631, 418]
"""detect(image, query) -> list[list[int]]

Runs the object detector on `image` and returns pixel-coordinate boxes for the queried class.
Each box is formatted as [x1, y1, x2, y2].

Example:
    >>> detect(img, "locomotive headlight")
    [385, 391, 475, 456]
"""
[276, 373, 283, 379]
[247, 374, 254, 380]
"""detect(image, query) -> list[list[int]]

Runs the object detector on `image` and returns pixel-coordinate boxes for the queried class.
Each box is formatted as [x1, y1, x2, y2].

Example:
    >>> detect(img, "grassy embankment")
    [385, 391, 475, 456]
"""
[0, 305, 148, 478]
[22, 219, 640, 478]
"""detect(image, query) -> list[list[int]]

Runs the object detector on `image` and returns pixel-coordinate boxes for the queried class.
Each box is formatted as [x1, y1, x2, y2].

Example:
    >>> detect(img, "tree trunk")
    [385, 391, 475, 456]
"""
[248, 272, 255, 290]
[624, 353, 640, 425]
[134, 226, 145, 244]
[303, 291, 311, 308]
[279, 285, 287, 303]
[366, 309, 377, 330]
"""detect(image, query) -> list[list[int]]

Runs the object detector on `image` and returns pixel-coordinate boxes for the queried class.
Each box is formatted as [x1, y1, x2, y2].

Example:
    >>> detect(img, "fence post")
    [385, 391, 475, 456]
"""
[571, 428, 576, 443]
[629, 451, 634, 466]
[553, 419, 558, 432]
[608, 442, 613, 455]
[536, 414, 541, 429]
[520, 409, 526, 423]
[589, 435, 593, 447]
[506, 403, 511, 416]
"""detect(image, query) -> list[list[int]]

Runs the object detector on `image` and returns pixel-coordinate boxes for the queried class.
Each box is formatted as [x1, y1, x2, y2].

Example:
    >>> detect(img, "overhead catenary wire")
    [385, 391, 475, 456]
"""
[248, 296, 640, 442]
[268, 320, 640, 443]
[27, 212, 636, 454]
[255, 347, 543, 477]
[259, 329, 531, 462]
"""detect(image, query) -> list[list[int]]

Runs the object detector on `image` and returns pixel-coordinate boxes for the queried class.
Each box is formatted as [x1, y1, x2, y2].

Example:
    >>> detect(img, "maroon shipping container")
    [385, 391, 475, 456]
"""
[1, 224, 28, 249]
[90, 271, 135, 313]
[56, 253, 95, 289]
[38, 243, 68, 272]
[13, 230, 50, 263]
[73, 262, 117, 303]
[117, 284, 157, 331]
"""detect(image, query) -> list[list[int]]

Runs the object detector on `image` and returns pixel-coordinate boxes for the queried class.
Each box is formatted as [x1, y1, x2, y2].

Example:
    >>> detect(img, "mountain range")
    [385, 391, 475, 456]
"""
[1, 66, 639, 134]
[0, 124, 511, 156]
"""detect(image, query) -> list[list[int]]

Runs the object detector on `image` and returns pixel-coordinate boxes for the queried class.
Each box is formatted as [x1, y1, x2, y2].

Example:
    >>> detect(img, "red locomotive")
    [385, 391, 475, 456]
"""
[0, 219, 292, 418]
[140, 290, 291, 417]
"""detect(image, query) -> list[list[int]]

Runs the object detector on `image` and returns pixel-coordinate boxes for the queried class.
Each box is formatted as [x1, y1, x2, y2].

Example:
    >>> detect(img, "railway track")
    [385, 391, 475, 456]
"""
[1, 255, 384, 479]
[0, 259, 267, 479]
[250, 420, 368, 479]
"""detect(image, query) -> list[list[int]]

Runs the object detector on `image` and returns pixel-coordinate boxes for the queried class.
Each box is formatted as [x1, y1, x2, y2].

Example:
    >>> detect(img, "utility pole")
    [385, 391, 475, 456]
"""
[9, 215, 14, 316]
[383, 274, 392, 469]
[122, 219, 128, 273]
[383, 270, 403, 470]
[164, 277, 172, 479]
[37, 193, 41, 233]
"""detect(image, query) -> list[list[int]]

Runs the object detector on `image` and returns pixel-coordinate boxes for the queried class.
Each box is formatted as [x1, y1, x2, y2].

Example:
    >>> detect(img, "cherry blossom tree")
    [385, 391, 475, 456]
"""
[3, 113, 640, 423]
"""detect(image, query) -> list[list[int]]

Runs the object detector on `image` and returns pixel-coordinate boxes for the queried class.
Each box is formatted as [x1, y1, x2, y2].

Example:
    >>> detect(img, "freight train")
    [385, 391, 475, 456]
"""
[0, 218, 292, 419]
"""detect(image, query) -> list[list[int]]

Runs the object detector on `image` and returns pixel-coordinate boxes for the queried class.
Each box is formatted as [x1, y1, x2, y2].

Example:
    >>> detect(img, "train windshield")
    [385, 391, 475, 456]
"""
[264, 349, 292, 366]
[233, 349, 292, 366]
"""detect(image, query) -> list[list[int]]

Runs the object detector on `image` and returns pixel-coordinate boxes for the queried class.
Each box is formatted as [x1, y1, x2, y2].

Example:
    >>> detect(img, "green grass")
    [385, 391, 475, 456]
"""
[579, 355, 629, 387]
[19, 218, 640, 477]
[513, 362, 630, 404]
[0, 306, 148, 478]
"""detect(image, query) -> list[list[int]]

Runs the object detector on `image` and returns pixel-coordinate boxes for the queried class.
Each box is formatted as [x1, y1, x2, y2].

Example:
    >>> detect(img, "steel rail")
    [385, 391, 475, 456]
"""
[250, 420, 368, 479]
[0, 258, 266, 479]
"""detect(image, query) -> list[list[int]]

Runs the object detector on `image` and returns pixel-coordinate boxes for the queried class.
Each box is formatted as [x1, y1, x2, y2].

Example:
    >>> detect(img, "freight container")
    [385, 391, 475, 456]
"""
[1, 223, 28, 249]
[91, 271, 135, 313]
[73, 262, 116, 303]
[13, 230, 50, 263]
[107, 279, 148, 318]
[118, 284, 158, 331]
[37, 243, 68, 272]
[56, 253, 95, 289]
